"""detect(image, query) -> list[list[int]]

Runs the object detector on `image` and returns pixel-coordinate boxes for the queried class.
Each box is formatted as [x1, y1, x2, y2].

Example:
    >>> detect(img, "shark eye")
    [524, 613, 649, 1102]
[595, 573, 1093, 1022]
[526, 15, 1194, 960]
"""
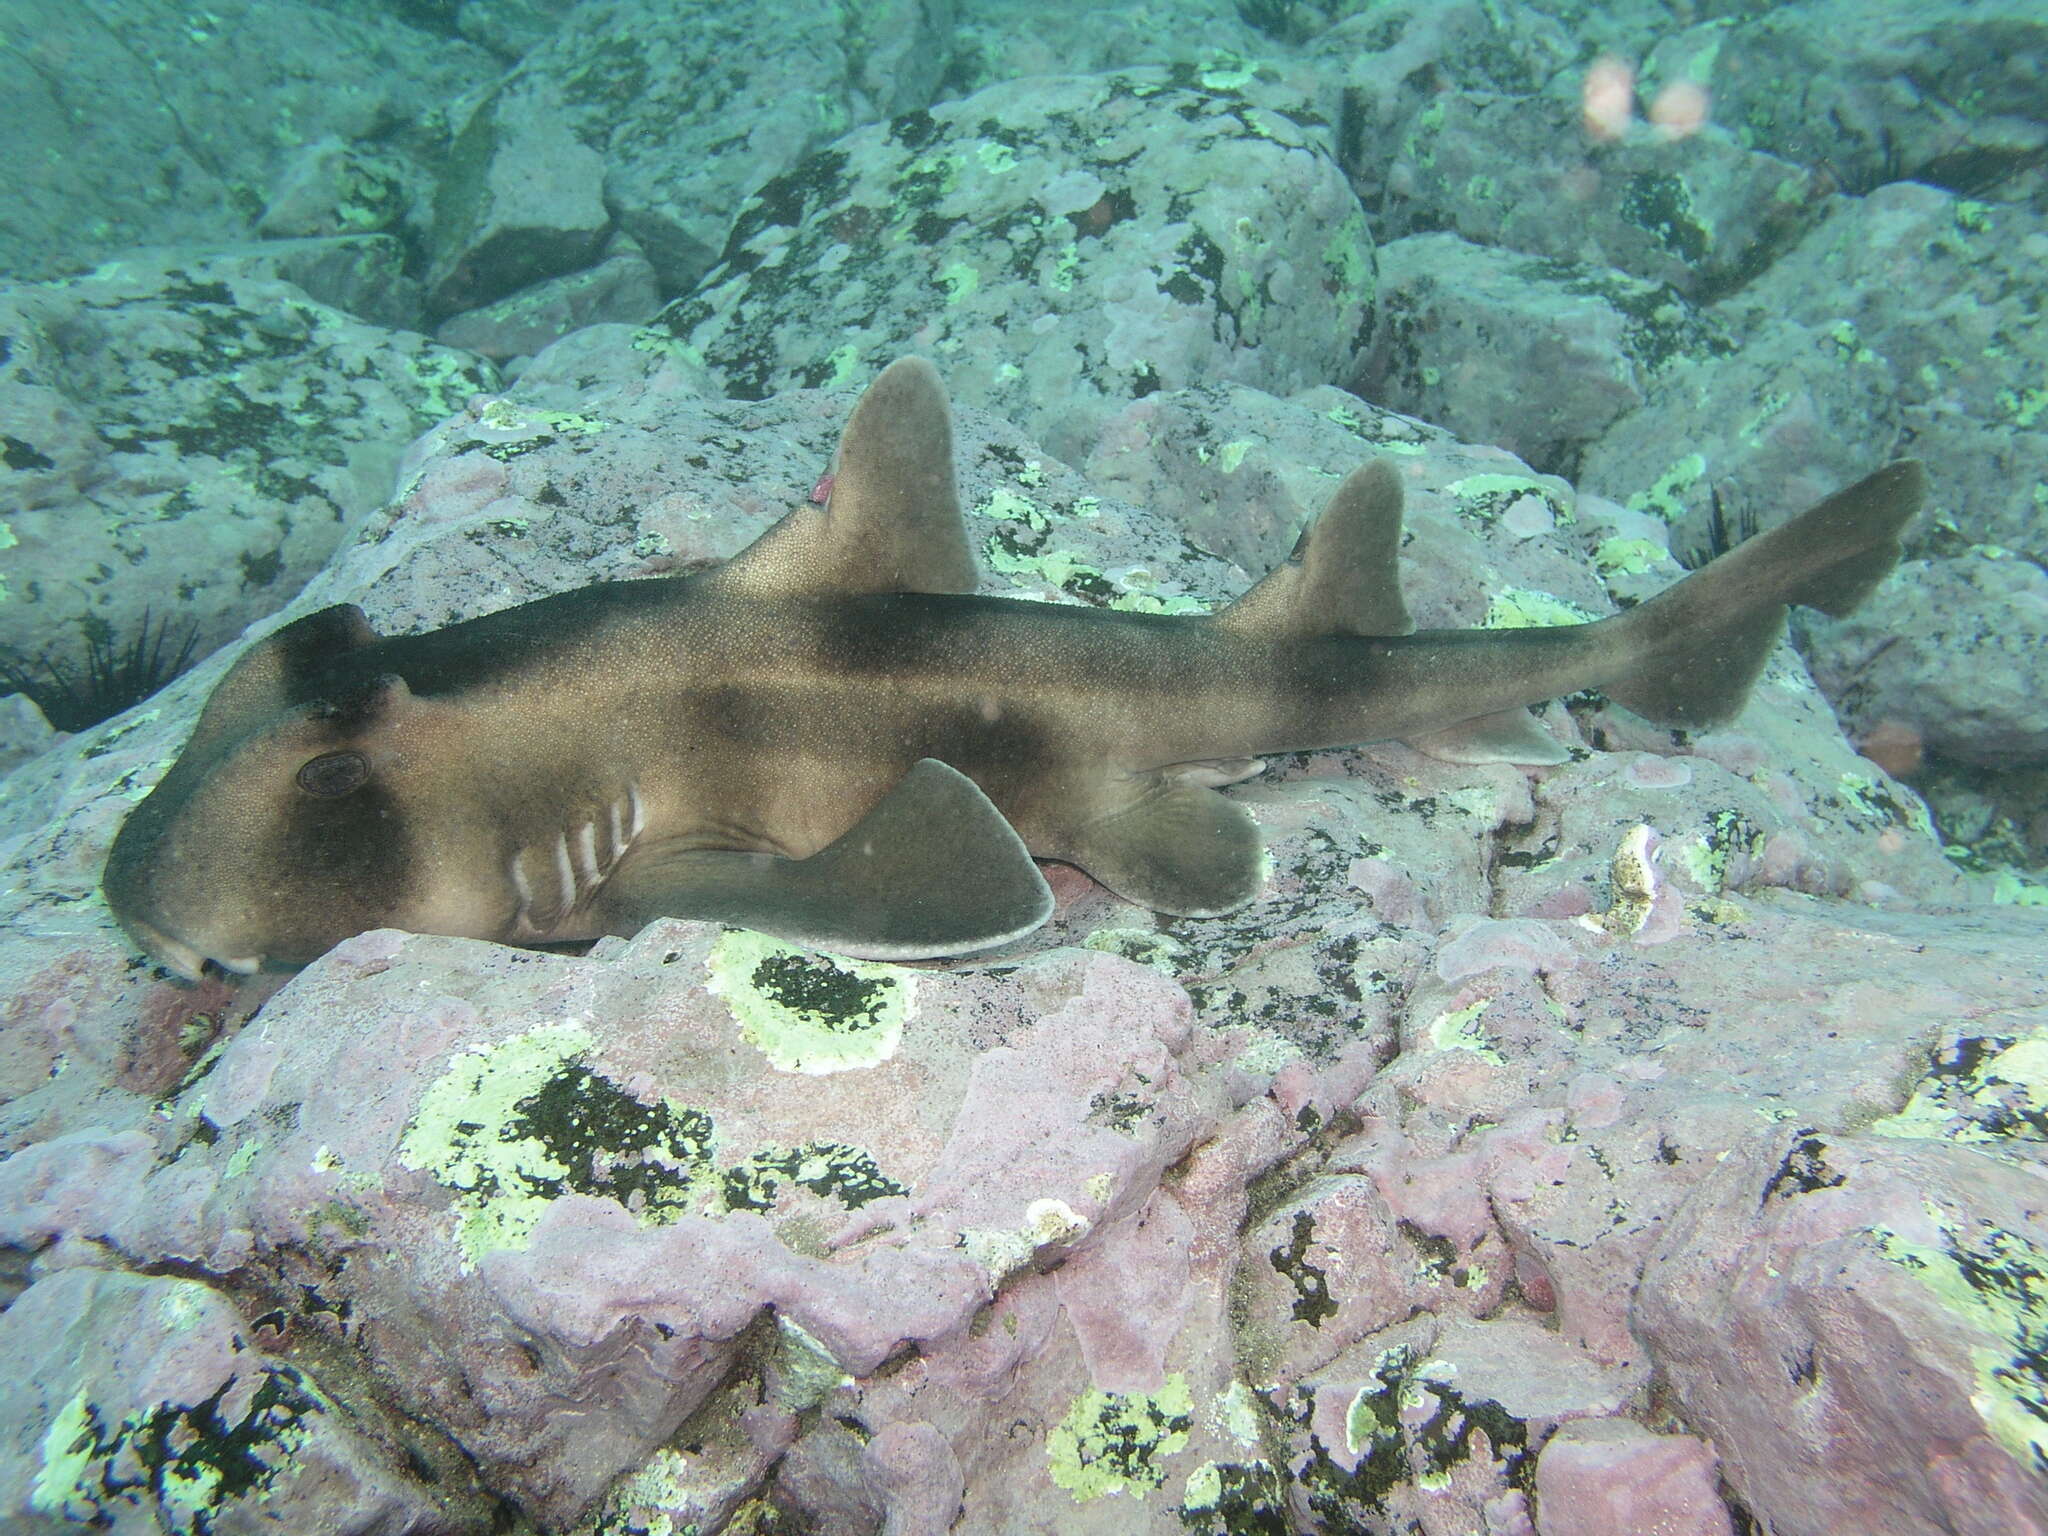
[297, 750, 369, 797]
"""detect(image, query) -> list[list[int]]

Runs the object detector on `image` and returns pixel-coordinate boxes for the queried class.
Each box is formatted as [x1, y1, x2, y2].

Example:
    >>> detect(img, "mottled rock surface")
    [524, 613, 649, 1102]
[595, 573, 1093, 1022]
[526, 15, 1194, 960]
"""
[1581, 185, 2048, 568]
[1700, 184, 2048, 563]
[1640, 1127, 2048, 1536]
[1534, 1418, 1732, 1536]
[646, 67, 1373, 463]
[424, 0, 954, 311]
[436, 245, 663, 363]
[1374, 88, 1830, 301]
[0, 259, 495, 673]
[944, 0, 1267, 91]
[0, 1267, 491, 1533]
[1367, 232, 1730, 478]
[1806, 553, 2048, 768]
[0, 0, 491, 282]
[1644, 0, 2048, 214]
[1560, 180, 2048, 791]
[423, 105, 612, 317]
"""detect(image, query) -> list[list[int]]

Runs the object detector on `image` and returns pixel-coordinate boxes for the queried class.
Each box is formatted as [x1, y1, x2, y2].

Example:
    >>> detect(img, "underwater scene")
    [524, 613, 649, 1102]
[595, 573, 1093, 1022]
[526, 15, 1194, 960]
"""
[2, 0, 2046, 1531]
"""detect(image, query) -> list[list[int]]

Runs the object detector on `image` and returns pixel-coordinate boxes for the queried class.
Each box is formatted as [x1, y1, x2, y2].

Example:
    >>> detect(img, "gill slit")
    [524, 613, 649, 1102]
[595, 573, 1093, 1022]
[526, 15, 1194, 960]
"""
[508, 782, 646, 937]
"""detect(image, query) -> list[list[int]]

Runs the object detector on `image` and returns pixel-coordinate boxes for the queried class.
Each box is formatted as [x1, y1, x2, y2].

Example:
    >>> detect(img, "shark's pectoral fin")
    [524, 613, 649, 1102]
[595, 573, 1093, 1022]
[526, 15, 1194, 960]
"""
[1404, 708, 1571, 766]
[592, 759, 1052, 960]
[1062, 782, 1264, 917]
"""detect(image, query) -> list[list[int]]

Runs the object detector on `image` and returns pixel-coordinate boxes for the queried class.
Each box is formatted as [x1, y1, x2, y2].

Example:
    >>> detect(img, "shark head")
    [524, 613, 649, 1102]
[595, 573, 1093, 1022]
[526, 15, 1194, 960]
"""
[102, 604, 505, 977]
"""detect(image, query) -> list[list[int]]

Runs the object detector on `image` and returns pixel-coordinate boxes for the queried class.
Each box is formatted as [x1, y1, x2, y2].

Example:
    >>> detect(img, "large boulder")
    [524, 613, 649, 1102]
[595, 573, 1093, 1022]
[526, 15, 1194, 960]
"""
[0, 257, 495, 686]
[0, 0, 490, 282]
[646, 67, 1374, 463]
[1804, 553, 2048, 768]
[421, 0, 955, 313]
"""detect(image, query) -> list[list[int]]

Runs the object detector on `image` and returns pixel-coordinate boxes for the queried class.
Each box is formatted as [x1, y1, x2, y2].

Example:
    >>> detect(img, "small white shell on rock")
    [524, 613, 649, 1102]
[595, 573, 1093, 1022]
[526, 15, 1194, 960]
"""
[1577, 824, 1662, 936]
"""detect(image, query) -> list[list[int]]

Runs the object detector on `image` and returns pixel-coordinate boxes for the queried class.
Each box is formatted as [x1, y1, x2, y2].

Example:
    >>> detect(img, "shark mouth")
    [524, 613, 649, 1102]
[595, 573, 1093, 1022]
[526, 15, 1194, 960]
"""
[507, 784, 645, 939]
[124, 917, 261, 982]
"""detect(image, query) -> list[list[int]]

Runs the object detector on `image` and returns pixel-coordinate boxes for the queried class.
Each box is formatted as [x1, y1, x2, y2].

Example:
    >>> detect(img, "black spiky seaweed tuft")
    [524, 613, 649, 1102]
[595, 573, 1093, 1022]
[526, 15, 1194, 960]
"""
[1, 611, 201, 733]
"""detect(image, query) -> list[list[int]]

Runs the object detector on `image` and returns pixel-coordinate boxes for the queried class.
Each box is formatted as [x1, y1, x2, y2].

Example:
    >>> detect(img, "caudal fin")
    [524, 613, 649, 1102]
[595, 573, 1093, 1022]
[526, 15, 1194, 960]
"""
[1602, 460, 1926, 728]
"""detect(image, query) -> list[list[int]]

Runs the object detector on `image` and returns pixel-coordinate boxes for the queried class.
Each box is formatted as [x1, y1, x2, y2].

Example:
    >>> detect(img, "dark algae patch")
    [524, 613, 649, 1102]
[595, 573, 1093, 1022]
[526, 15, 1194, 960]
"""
[1764, 1131, 1848, 1201]
[1620, 171, 1711, 264]
[502, 1062, 717, 1217]
[1178, 1458, 1291, 1533]
[3, 433, 55, 470]
[750, 952, 892, 1032]
[1288, 1344, 1533, 1526]
[39, 1367, 327, 1532]
[402, 1019, 912, 1253]
[1270, 1210, 1337, 1326]
[722, 1142, 908, 1212]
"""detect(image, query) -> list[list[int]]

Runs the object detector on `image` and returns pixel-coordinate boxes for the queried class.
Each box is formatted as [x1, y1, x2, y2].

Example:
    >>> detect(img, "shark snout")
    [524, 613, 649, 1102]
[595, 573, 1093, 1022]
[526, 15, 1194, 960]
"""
[119, 917, 208, 981]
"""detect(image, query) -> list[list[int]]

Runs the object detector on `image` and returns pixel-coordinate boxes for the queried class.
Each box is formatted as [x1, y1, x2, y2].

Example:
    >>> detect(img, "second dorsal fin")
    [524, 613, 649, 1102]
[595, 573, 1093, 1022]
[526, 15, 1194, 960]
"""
[704, 356, 980, 599]
[1215, 459, 1413, 639]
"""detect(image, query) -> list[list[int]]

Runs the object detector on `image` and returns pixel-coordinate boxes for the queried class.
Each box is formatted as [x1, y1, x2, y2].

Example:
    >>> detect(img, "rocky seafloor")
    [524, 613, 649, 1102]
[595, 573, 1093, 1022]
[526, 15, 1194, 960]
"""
[2, 1, 2046, 1532]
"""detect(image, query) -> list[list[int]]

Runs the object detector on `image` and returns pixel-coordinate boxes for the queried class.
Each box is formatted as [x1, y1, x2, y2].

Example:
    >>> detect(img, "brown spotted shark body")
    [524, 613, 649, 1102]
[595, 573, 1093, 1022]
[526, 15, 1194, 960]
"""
[103, 358, 1925, 978]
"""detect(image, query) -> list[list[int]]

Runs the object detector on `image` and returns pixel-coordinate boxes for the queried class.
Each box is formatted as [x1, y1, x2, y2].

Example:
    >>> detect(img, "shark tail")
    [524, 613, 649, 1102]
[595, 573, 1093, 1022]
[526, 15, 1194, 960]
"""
[1599, 460, 1926, 728]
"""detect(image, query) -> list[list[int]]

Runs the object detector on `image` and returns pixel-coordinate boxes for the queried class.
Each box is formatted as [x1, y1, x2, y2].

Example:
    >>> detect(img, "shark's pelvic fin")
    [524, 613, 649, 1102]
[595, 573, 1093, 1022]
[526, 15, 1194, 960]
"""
[1601, 459, 1927, 728]
[591, 758, 1052, 959]
[1216, 458, 1414, 639]
[706, 356, 980, 599]
[1063, 780, 1265, 916]
[1404, 707, 1572, 766]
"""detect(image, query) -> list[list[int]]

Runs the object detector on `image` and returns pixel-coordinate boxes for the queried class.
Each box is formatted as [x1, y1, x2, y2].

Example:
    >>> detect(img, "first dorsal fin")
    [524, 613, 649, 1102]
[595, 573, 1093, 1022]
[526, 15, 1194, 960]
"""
[1215, 459, 1413, 639]
[704, 357, 980, 598]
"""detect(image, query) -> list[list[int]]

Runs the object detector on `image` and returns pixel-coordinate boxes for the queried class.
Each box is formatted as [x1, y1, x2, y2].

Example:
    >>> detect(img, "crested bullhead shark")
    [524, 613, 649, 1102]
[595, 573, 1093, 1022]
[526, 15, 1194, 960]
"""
[103, 358, 1926, 980]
